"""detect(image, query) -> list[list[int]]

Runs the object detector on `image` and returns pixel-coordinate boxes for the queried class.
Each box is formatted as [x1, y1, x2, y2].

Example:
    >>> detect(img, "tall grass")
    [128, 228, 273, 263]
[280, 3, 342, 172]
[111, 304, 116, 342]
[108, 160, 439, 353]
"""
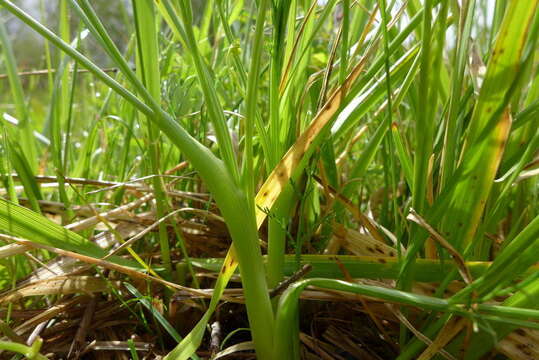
[0, 0, 538, 359]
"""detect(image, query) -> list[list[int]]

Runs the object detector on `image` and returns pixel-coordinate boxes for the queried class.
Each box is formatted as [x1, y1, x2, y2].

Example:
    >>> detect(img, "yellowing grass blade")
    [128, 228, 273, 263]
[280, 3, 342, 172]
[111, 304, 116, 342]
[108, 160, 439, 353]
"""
[0, 276, 119, 304]
[440, 0, 539, 254]
[2, 234, 213, 299]
[254, 53, 370, 224]
[416, 317, 467, 360]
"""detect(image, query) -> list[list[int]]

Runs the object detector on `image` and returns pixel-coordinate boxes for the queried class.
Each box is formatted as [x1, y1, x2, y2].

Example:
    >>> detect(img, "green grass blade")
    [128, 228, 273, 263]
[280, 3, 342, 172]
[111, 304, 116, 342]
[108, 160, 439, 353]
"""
[6, 140, 42, 213]
[124, 283, 189, 347]
[0, 19, 37, 172]
[440, 0, 476, 189]
[445, 277, 539, 360]
[412, 0, 434, 217]
[131, 0, 173, 276]
[173, 0, 240, 182]
[242, 0, 269, 202]
[0, 198, 134, 268]
[274, 277, 539, 360]
[451, 213, 539, 301]
[189, 255, 539, 283]
[391, 122, 413, 189]
[164, 250, 237, 360]
[441, 0, 538, 254]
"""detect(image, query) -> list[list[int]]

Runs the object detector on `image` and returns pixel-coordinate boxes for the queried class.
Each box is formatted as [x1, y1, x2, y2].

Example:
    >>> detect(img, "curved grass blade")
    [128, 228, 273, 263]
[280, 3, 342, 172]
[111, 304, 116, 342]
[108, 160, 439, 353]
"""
[167, 0, 240, 181]
[0, 198, 135, 268]
[444, 277, 539, 360]
[273, 278, 539, 359]
[0, 338, 47, 360]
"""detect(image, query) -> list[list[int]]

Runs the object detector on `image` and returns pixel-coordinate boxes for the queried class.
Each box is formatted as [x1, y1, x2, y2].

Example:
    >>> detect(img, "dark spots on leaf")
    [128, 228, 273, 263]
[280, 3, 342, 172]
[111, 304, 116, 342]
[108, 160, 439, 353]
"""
[378, 258, 387, 264]
[515, 329, 526, 336]
[486, 107, 493, 113]
[458, 222, 463, 227]
[375, 245, 385, 254]
[224, 256, 235, 270]
[367, 246, 374, 253]
[389, 251, 395, 257]
[262, 191, 268, 197]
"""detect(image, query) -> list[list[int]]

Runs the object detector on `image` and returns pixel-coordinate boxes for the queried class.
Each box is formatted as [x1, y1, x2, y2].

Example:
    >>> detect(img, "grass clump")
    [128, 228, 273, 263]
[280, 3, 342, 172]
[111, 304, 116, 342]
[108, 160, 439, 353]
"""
[0, 0, 538, 359]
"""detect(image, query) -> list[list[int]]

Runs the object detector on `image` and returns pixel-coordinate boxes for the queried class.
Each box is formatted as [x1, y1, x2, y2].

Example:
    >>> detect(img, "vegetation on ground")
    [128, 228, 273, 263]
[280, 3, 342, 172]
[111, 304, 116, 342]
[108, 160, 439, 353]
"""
[0, 0, 538, 359]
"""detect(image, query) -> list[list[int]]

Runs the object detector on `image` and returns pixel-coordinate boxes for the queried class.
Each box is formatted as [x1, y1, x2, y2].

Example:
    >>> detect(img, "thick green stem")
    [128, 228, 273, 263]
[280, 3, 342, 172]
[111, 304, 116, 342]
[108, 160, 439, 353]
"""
[221, 197, 275, 360]
[0, 339, 48, 360]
